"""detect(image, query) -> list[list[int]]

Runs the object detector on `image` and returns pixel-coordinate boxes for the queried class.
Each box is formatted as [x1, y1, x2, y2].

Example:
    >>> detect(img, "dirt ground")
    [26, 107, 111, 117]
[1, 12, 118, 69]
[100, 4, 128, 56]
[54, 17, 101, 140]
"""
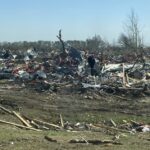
[0, 82, 150, 150]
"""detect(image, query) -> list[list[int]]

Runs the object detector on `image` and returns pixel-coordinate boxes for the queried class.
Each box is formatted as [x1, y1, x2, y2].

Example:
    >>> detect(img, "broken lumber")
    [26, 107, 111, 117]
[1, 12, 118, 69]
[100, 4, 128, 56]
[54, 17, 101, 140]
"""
[0, 105, 12, 114]
[110, 119, 117, 127]
[30, 120, 40, 129]
[60, 114, 64, 128]
[0, 119, 41, 131]
[33, 119, 62, 129]
[12, 111, 32, 127]
[22, 116, 50, 130]
[122, 63, 125, 86]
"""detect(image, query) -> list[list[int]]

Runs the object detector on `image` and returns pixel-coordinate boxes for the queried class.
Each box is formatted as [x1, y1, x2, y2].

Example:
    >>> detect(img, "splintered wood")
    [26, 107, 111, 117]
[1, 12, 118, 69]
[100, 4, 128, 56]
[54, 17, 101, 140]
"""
[12, 111, 32, 128]
[0, 119, 41, 131]
[0, 105, 61, 131]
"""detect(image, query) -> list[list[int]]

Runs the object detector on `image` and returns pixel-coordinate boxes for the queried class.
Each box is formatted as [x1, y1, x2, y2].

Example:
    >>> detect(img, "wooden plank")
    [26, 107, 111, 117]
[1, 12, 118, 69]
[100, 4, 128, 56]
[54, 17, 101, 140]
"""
[60, 114, 64, 128]
[33, 119, 62, 129]
[122, 63, 125, 87]
[12, 111, 32, 127]
[0, 119, 41, 131]
[110, 119, 117, 127]
[0, 105, 12, 114]
[30, 120, 40, 129]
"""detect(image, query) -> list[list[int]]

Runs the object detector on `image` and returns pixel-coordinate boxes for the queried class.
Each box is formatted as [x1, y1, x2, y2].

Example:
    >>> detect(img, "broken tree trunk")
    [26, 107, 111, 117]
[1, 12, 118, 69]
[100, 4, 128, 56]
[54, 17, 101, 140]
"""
[57, 29, 66, 53]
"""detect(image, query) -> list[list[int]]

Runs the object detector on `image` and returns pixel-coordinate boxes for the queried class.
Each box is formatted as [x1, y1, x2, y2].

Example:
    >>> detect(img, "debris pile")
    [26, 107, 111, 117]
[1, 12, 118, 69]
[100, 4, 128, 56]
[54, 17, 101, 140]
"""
[0, 46, 149, 96]
[0, 30, 150, 95]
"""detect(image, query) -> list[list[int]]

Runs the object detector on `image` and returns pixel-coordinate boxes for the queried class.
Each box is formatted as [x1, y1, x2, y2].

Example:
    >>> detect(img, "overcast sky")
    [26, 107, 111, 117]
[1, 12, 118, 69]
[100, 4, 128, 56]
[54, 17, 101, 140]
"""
[0, 0, 150, 45]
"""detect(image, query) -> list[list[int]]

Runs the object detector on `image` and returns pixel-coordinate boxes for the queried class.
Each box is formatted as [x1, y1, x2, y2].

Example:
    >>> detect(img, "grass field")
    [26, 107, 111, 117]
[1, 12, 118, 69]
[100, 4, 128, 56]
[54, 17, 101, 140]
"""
[0, 84, 149, 150]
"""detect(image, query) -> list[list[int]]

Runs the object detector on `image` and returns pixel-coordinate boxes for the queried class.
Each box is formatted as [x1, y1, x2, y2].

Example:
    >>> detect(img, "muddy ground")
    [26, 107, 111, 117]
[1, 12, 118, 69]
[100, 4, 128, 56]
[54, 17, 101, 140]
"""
[0, 82, 150, 150]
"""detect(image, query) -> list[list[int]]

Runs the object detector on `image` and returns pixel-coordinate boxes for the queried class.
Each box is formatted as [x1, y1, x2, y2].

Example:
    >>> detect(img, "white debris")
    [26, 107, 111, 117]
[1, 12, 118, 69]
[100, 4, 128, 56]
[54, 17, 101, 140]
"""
[82, 83, 101, 88]
[141, 125, 150, 132]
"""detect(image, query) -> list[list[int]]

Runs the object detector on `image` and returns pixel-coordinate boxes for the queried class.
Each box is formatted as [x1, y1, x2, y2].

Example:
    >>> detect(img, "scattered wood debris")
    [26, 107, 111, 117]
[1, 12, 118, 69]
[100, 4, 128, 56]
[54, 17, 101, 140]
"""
[33, 119, 62, 130]
[0, 105, 13, 114]
[0, 119, 41, 131]
[0, 104, 149, 134]
[12, 111, 32, 128]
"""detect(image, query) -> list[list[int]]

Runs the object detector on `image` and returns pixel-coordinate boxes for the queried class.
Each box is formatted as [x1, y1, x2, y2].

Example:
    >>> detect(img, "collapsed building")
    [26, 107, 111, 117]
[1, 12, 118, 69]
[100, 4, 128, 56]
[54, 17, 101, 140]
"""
[0, 44, 149, 96]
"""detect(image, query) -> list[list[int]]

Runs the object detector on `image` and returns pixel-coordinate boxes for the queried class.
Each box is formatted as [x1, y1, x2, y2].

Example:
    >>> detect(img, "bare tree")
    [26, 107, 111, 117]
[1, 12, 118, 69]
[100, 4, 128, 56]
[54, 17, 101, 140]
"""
[119, 10, 143, 52]
[119, 10, 146, 68]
